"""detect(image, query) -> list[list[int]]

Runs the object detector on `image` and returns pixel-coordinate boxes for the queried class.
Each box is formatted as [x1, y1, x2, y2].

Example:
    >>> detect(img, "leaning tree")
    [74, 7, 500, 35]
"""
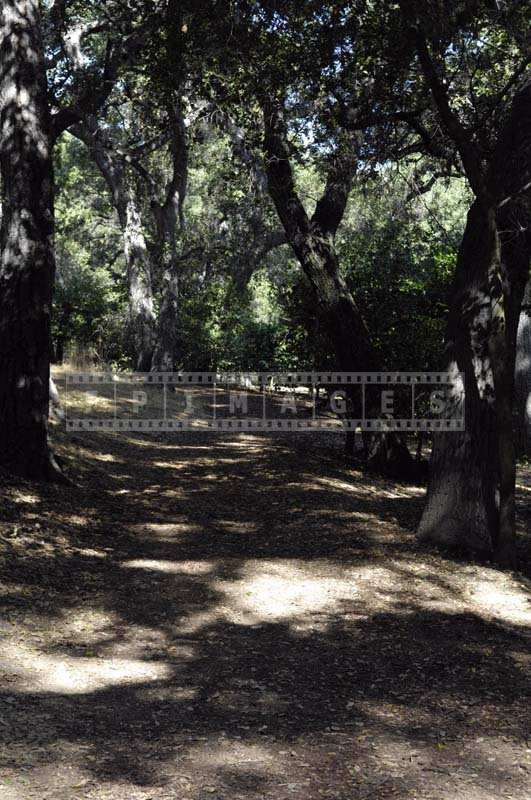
[395, 2, 531, 565]
[341, 0, 531, 563]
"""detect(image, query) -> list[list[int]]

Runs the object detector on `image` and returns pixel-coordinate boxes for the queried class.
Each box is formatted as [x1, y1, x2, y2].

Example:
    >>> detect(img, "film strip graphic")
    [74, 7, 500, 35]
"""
[64, 371, 465, 433]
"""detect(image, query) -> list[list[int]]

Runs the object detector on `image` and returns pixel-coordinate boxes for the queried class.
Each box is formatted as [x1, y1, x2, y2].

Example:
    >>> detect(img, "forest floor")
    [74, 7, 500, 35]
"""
[0, 380, 530, 799]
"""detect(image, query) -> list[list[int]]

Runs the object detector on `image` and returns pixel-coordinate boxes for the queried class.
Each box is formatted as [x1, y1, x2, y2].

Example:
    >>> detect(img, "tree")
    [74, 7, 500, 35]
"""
[335, 0, 530, 562]
[262, 99, 378, 373]
[148, 98, 189, 371]
[0, 0, 63, 479]
[0, 0, 155, 477]
[71, 118, 157, 371]
[399, 11, 531, 565]
[515, 278, 531, 456]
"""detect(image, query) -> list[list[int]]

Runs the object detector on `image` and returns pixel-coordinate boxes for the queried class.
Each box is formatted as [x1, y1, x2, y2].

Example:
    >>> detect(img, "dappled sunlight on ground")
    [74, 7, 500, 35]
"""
[0, 409, 530, 799]
[122, 552, 531, 634]
[124, 558, 216, 575]
[465, 572, 531, 629]
[1, 638, 172, 695]
[313, 474, 425, 499]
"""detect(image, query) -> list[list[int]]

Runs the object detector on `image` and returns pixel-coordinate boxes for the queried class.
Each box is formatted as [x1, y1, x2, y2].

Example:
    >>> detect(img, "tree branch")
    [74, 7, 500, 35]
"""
[312, 135, 358, 237]
[262, 97, 313, 243]
[50, 23, 150, 141]
[413, 29, 489, 202]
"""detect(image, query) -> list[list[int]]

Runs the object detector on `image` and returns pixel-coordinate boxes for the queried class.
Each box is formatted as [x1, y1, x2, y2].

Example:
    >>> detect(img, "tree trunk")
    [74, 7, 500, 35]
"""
[71, 120, 156, 371]
[151, 264, 180, 371]
[151, 100, 188, 372]
[491, 207, 528, 566]
[263, 99, 378, 372]
[122, 194, 156, 371]
[417, 202, 500, 553]
[263, 98, 414, 473]
[150, 198, 182, 371]
[418, 202, 529, 562]
[0, 0, 63, 480]
[515, 278, 531, 456]
[418, 77, 531, 564]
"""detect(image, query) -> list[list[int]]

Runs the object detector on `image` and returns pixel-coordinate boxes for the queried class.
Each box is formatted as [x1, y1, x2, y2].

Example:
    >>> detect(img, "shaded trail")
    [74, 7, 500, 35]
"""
[0, 430, 530, 799]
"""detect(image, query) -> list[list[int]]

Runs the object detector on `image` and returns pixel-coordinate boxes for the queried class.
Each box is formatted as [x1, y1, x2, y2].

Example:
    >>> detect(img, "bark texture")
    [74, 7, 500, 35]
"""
[418, 76, 531, 562]
[151, 101, 188, 372]
[0, 0, 62, 479]
[122, 195, 156, 371]
[417, 202, 499, 552]
[515, 278, 531, 456]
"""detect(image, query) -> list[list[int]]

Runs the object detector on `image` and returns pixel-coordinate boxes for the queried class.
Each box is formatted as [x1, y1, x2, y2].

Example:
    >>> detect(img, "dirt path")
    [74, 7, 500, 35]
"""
[0, 428, 530, 800]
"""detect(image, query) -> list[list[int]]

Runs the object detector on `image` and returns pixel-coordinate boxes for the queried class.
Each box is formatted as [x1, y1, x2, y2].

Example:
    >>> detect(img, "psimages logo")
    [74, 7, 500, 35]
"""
[63, 371, 465, 434]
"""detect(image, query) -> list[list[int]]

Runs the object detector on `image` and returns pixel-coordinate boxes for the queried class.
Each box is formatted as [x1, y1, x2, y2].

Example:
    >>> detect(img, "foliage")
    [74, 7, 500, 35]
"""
[339, 171, 470, 370]
[52, 123, 471, 372]
[53, 136, 128, 362]
[46, 0, 523, 376]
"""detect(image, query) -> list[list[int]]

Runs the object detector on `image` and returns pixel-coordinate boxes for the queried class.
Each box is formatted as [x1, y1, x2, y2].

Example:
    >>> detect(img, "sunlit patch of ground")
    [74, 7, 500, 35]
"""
[119, 553, 531, 636]
[0, 638, 172, 694]
[0, 389, 530, 799]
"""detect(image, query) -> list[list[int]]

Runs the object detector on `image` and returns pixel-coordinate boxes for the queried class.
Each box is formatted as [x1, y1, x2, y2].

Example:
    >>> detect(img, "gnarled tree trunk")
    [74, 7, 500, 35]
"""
[0, 0, 63, 480]
[417, 202, 500, 553]
[418, 77, 531, 565]
[263, 98, 414, 475]
[71, 120, 156, 371]
[263, 99, 378, 373]
[121, 193, 156, 371]
[151, 258, 180, 371]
